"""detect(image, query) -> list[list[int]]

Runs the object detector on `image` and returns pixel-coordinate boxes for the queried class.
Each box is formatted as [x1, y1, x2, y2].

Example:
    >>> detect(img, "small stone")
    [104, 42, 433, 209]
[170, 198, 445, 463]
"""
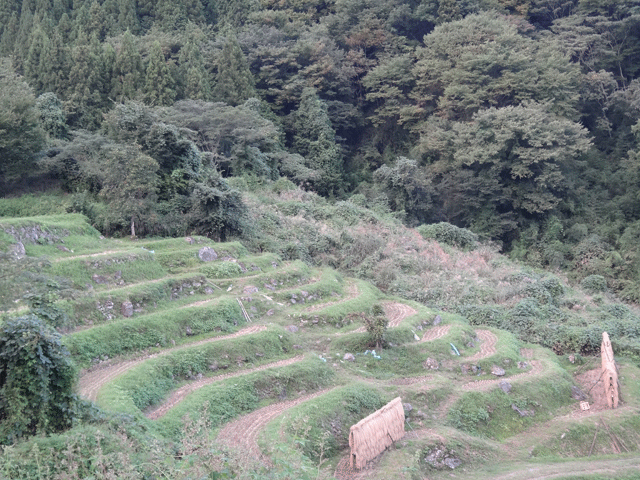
[185, 237, 195, 244]
[244, 285, 259, 294]
[424, 358, 439, 370]
[186, 326, 193, 336]
[266, 309, 275, 316]
[511, 404, 534, 417]
[8, 242, 26, 258]
[121, 301, 134, 317]
[205, 287, 214, 294]
[443, 458, 462, 469]
[403, 403, 413, 413]
[286, 325, 299, 333]
[56, 245, 71, 252]
[92, 274, 109, 284]
[198, 247, 218, 262]
[433, 315, 442, 326]
[343, 353, 355, 362]
[499, 380, 512, 393]
[491, 365, 506, 376]
[517, 361, 528, 369]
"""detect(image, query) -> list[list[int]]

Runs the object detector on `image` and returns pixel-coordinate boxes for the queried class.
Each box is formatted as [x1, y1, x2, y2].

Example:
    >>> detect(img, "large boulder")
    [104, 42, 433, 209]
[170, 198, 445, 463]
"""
[198, 247, 218, 262]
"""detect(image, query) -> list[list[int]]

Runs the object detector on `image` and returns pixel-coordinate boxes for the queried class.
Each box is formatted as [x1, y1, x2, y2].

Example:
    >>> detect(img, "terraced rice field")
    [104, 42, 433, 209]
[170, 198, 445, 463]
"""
[3, 214, 635, 480]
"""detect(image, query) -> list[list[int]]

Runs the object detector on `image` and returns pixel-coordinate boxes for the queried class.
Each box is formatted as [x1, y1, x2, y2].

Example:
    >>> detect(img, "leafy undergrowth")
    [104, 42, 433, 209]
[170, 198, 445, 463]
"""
[2, 203, 640, 479]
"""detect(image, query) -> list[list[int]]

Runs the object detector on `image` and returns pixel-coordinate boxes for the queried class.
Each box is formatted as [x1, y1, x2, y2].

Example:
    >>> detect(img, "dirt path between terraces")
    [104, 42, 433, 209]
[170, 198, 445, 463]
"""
[216, 389, 331, 463]
[77, 324, 267, 402]
[146, 356, 305, 420]
[54, 250, 123, 261]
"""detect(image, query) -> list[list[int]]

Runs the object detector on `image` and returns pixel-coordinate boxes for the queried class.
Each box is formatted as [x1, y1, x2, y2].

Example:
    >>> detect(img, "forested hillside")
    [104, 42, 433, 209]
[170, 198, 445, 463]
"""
[1, 0, 640, 295]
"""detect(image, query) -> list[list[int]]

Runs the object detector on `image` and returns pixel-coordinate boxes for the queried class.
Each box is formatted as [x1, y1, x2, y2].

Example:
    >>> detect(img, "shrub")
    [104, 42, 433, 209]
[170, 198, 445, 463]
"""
[417, 222, 478, 250]
[580, 275, 607, 293]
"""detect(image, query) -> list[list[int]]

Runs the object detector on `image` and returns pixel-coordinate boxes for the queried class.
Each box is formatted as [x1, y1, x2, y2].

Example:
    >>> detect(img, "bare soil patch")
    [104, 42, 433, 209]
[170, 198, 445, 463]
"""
[382, 302, 417, 328]
[466, 329, 498, 362]
[215, 389, 331, 464]
[419, 324, 451, 343]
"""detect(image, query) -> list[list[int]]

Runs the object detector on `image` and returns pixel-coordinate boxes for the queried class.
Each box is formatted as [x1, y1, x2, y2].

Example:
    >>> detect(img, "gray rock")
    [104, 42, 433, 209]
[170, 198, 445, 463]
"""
[244, 285, 259, 294]
[424, 358, 439, 370]
[266, 309, 275, 316]
[343, 353, 355, 362]
[185, 237, 195, 244]
[424, 445, 462, 470]
[286, 325, 299, 333]
[403, 403, 413, 413]
[571, 385, 588, 401]
[92, 274, 109, 284]
[198, 247, 218, 262]
[517, 361, 529, 369]
[204, 286, 214, 294]
[491, 365, 506, 376]
[499, 380, 512, 393]
[56, 245, 71, 252]
[185, 326, 193, 336]
[121, 301, 134, 317]
[443, 458, 462, 469]
[8, 242, 26, 258]
[433, 315, 442, 326]
[511, 404, 534, 417]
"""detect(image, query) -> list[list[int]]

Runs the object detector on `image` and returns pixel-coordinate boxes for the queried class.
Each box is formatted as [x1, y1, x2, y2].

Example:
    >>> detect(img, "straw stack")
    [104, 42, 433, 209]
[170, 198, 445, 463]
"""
[348, 397, 405, 470]
[601, 332, 619, 408]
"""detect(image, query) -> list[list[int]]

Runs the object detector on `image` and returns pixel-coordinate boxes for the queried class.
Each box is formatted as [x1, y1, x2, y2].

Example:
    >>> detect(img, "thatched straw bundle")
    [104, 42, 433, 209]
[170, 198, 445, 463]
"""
[601, 332, 619, 408]
[349, 397, 405, 469]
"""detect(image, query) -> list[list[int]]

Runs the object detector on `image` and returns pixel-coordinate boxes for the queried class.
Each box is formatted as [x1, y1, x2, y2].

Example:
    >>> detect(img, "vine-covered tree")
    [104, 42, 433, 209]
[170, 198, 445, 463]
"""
[0, 315, 78, 443]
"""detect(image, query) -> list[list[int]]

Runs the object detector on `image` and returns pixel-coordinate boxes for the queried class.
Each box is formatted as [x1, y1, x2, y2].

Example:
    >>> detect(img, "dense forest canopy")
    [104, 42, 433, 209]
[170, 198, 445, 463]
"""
[1, 0, 640, 300]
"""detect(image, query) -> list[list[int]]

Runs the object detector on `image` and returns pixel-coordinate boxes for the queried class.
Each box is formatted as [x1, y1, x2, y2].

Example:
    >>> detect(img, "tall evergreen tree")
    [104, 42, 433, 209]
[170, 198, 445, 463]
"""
[179, 36, 212, 101]
[143, 41, 176, 106]
[38, 28, 68, 93]
[291, 87, 344, 196]
[111, 30, 142, 102]
[66, 32, 111, 128]
[24, 22, 49, 92]
[0, 0, 20, 40]
[0, 59, 46, 185]
[0, 12, 18, 56]
[212, 34, 255, 106]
